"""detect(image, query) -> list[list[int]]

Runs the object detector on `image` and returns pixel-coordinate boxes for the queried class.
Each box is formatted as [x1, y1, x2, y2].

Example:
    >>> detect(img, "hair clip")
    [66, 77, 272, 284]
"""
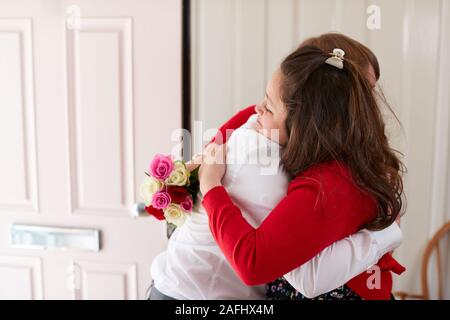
[325, 48, 345, 69]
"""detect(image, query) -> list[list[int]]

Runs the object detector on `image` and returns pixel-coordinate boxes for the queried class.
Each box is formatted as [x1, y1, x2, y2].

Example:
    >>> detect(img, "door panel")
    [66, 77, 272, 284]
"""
[0, 0, 181, 299]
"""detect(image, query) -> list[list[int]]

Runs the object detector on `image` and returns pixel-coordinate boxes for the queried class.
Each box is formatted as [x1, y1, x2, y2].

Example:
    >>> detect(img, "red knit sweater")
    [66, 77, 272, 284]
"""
[203, 105, 405, 300]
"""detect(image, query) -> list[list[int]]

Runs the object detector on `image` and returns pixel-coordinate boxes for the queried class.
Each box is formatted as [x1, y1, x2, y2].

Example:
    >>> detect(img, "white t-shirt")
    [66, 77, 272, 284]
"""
[150, 114, 402, 299]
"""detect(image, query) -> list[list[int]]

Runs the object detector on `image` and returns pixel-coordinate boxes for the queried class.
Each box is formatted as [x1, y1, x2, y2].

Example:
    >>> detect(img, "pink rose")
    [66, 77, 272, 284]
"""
[152, 191, 171, 210]
[180, 196, 193, 212]
[149, 154, 174, 180]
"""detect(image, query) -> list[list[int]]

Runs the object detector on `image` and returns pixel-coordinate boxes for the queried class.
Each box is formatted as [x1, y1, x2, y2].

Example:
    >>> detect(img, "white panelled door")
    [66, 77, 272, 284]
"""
[0, 0, 181, 299]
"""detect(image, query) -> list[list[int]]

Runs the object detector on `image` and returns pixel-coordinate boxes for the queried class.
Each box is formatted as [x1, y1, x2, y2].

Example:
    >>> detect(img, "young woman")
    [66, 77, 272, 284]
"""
[199, 38, 405, 300]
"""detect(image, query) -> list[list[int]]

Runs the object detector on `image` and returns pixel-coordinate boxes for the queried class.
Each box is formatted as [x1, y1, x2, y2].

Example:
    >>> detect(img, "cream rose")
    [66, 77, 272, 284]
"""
[165, 160, 190, 186]
[163, 203, 187, 227]
[139, 176, 164, 206]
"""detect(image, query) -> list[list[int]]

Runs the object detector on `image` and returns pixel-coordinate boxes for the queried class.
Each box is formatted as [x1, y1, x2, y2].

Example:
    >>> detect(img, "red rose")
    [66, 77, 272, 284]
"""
[145, 205, 165, 220]
[180, 195, 193, 212]
[167, 186, 189, 204]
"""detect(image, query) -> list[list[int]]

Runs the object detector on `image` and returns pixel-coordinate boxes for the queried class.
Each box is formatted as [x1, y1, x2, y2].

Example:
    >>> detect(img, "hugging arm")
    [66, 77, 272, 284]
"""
[283, 223, 402, 298]
[202, 178, 375, 285]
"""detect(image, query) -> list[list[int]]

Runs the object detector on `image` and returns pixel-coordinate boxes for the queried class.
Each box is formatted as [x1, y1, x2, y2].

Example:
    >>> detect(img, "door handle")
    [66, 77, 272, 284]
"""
[131, 202, 148, 218]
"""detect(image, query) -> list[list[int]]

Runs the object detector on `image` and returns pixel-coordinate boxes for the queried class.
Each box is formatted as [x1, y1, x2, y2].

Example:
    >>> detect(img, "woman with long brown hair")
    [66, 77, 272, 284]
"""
[199, 33, 406, 300]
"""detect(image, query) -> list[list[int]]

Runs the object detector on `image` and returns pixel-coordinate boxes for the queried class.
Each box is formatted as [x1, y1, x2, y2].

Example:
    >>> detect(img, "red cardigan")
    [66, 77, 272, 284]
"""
[203, 105, 405, 300]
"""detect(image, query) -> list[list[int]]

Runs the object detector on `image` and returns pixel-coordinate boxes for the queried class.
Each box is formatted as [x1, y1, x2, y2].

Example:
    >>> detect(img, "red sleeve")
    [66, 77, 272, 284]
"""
[201, 175, 375, 285]
[208, 105, 256, 145]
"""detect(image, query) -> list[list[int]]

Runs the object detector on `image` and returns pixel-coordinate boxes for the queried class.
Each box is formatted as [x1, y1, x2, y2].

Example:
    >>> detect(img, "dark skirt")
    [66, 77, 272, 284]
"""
[266, 277, 363, 300]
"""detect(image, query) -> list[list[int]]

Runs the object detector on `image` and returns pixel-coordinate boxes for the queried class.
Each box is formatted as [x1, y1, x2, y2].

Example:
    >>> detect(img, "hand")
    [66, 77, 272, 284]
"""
[185, 142, 217, 172]
[185, 161, 200, 172]
[198, 143, 227, 195]
[185, 142, 223, 172]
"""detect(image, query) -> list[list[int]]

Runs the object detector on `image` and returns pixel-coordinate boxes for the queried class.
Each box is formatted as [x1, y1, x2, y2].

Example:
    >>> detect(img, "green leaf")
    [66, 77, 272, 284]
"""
[190, 166, 200, 181]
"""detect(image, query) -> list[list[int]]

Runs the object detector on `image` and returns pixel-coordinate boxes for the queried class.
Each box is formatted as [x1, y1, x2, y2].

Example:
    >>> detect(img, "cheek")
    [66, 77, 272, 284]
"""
[266, 120, 279, 132]
[270, 120, 287, 141]
[260, 115, 271, 127]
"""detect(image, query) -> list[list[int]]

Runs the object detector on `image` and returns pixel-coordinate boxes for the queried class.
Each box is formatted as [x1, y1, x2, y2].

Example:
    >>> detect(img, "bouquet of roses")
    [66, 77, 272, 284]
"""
[139, 154, 200, 227]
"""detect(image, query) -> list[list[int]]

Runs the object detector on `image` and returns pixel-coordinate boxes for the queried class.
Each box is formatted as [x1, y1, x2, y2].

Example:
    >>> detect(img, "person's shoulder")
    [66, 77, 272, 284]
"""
[288, 160, 352, 189]
[237, 105, 257, 117]
[228, 105, 257, 127]
[287, 161, 373, 204]
[288, 161, 377, 224]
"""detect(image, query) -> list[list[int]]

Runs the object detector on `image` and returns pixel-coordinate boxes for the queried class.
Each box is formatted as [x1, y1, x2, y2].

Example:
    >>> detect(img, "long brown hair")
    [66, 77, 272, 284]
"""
[279, 44, 404, 230]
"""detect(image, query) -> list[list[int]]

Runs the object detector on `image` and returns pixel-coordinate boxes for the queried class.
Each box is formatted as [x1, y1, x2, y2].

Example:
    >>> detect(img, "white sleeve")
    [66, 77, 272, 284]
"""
[283, 222, 403, 298]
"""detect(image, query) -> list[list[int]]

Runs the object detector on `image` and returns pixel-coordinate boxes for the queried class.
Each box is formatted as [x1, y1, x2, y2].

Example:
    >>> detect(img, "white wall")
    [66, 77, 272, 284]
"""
[192, 0, 450, 298]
